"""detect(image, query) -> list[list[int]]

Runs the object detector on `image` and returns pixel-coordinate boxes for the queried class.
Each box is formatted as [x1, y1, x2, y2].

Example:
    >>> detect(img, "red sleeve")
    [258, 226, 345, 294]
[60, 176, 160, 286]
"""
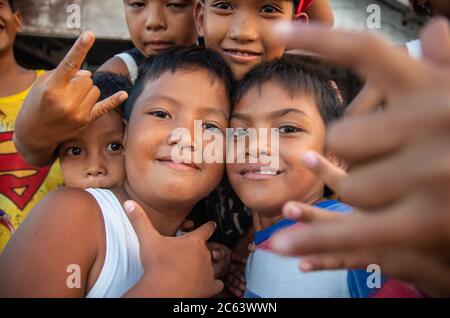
[297, 0, 314, 14]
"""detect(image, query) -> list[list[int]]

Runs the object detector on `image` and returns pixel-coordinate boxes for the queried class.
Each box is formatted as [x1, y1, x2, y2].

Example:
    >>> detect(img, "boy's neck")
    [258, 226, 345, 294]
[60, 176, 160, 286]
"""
[0, 48, 22, 77]
[252, 194, 327, 232]
[116, 182, 194, 237]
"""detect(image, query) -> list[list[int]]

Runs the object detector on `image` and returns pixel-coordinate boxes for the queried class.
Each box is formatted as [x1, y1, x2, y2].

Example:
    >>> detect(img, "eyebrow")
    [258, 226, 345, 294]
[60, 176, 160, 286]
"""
[231, 108, 308, 121]
[198, 107, 230, 122]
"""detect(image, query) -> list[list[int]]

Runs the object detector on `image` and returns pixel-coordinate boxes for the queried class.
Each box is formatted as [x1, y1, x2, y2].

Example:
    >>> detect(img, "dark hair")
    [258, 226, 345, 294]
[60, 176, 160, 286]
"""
[233, 54, 345, 125]
[7, 0, 15, 12]
[93, 72, 132, 113]
[409, 0, 432, 17]
[124, 46, 234, 120]
[201, 0, 300, 14]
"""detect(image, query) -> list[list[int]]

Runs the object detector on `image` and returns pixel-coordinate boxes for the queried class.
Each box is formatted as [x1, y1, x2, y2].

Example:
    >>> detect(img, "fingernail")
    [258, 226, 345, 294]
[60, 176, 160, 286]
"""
[124, 201, 135, 214]
[285, 202, 302, 219]
[302, 151, 318, 168]
[212, 222, 217, 229]
[300, 261, 314, 272]
[81, 31, 93, 44]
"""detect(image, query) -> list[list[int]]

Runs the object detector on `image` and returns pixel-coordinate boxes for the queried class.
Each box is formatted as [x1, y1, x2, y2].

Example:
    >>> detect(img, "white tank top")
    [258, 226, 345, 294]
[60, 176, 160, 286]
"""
[115, 52, 139, 84]
[85, 188, 144, 298]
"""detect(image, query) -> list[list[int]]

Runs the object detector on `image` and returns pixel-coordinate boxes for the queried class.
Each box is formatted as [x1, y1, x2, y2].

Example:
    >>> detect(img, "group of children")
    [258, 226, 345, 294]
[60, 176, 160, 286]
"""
[0, 0, 447, 297]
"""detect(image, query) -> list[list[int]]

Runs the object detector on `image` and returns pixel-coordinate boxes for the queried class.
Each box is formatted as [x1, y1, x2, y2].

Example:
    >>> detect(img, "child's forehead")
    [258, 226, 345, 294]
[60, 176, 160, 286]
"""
[233, 81, 317, 119]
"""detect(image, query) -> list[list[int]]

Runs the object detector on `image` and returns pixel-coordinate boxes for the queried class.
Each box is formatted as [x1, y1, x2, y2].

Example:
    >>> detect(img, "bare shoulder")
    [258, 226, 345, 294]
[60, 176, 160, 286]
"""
[0, 188, 104, 297]
[97, 56, 130, 78]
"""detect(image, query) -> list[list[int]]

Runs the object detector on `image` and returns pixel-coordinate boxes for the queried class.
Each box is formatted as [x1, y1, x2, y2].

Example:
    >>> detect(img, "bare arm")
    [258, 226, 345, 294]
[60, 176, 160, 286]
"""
[96, 56, 131, 79]
[0, 188, 103, 297]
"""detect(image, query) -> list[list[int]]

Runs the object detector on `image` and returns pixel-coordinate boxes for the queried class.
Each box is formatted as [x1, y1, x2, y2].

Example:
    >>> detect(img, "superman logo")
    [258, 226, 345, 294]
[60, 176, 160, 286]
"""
[0, 131, 50, 210]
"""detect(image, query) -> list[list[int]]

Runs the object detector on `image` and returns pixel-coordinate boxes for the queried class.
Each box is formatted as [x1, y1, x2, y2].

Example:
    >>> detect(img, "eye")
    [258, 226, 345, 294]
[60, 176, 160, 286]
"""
[106, 143, 124, 153]
[167, 2, 188, 10]
[202, 123, 223, 134]
[233, 127, 249, 138]
[260, 5, 282, 14]
[128, 1, 145, 9]
[279, 125, 301, 134]
[66, 147, 83, 157]
[212, 1, 233, 11]
[148, 110, 172, 119]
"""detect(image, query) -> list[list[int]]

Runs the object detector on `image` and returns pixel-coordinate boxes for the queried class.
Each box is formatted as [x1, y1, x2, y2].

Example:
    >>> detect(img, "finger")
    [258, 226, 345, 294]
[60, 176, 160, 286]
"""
[89, 91, 128, 122]
[302, 151, 348, 194]
[274, 22, 419, 91]
[271, 194, 435, 256]
[187, 221, 217, 242]
[420, 18, 450, 67]
[53, 32, 95, 84]
[209, 279, 224, 296]
[299, 250, 375, 272]
[282, 201, 346, 223]
[328, 100, 450, 164]
[70, 75, 94, 98]
[337, 136, 450, 208]
[124, 201, 160, 245]
[228, 285, 243, 298]
[345, 81, 384, 116]
[75, 70, 92, 77]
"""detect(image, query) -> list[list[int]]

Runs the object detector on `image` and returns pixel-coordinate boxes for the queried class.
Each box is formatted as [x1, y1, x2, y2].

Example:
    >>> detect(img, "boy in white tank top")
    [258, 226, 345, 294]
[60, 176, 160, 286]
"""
[0, 46, 234, 298]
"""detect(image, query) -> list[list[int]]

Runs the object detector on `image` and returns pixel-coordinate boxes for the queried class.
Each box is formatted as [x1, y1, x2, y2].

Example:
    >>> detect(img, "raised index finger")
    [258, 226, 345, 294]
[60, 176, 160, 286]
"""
[52, 32, 96, 84]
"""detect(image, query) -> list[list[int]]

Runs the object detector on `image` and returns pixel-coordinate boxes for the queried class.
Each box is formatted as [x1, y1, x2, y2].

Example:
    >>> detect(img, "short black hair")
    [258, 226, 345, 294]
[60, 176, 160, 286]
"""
[409, 0, 432, 17]
[93, 72, 132, 113]
[233, 54, 345, 125]
[7, 0, 15, 12]
[201, 0, 300, 14]
[124, 46, 234, 120]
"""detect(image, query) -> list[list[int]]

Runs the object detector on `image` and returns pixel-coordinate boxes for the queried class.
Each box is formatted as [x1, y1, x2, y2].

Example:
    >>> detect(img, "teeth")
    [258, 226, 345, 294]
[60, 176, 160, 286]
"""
[258, 170, 277, 175]
[230, 50, 255, 57]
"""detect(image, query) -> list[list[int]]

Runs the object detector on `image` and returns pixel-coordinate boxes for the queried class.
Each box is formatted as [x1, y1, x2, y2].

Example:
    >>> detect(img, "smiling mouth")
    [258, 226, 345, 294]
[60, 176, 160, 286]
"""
[157, 157, 200, 171]
[240, 167, 283, 180]
[223, 49, 263, 63]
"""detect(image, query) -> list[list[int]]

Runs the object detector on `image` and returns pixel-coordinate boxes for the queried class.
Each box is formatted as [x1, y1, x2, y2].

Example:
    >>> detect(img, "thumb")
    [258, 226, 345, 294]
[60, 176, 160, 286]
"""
[90, 91, 128, 122]
[420, 18, 450, 67]
[124, 200, 160, 245]
[187, 221, 216, 242]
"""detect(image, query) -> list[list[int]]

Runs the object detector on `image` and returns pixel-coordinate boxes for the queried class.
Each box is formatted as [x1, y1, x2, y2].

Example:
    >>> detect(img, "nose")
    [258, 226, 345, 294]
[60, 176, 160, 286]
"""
[229, 13, 259, 43]
[246, 128, 274, 160]
[85, 151, 107, 177]
[168, 121, 201, 152]
[145, 3, 167, 31]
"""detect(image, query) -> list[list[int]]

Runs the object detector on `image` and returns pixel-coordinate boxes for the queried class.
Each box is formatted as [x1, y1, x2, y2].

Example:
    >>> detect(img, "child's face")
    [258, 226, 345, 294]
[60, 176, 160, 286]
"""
[196, 0, 294, 80]
[0, 0, 22, 54]
[124, 69, 229, 210]
[124, 0, 198, 56]
[58, 112, 126, 189]
[227, 81, 327, 216]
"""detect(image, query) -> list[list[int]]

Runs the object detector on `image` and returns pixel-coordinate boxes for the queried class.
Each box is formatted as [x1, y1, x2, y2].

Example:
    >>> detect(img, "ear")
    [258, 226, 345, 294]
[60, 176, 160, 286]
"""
[13, 11, 24, 32]
[122, 119, 128, 153]
[326, 151, 348, 172]
[195, 0, 205, 37]
[294, 12, 309, 23]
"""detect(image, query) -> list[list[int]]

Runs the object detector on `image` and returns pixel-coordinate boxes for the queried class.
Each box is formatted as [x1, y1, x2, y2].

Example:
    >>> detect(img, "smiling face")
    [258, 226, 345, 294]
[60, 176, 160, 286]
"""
[0, 0, 22, 54]
[124, 69, 230, 211]
[58, 112, 126, 189]
[227, 81, 328, 218]
[123, 0, 198, 56]
[196, 0, 295, 80]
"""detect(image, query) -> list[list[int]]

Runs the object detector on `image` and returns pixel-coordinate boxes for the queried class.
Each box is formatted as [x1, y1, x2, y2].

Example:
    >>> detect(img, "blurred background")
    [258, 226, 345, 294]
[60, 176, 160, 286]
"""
[13, 0, 425, 103]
